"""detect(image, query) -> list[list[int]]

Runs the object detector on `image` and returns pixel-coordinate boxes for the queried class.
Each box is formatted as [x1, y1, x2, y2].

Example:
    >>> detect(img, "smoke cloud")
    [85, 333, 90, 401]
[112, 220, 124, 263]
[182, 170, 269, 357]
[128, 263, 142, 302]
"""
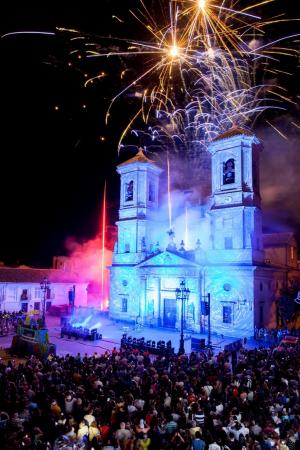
[64, 234, 113, 308]
[258, 119, 300, 237]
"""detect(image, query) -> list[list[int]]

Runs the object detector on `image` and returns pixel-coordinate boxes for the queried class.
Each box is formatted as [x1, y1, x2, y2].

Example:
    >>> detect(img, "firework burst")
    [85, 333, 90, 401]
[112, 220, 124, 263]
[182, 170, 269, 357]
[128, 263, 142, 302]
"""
[58, 0, 299, 150]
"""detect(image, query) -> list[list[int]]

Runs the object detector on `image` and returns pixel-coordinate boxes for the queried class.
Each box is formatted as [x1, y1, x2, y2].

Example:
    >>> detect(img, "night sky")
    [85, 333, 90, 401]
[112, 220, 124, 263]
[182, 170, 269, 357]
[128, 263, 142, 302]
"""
[1, 1, 300, 267]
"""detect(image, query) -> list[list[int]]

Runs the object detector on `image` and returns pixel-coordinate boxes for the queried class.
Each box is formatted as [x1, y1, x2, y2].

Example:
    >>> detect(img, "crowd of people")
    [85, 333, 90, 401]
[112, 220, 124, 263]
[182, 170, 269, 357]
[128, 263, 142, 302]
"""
[0, 340, 299, 450]
[253, 328, 300, 344]
[0, 310, 25, 335]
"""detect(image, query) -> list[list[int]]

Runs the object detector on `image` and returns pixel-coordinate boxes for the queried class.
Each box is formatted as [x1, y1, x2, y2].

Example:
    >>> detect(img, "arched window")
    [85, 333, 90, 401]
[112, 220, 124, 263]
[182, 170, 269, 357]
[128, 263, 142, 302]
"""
[223, 305, 232, 324]
[148, 182, 155, 202]
[122, 298, 128, 312]
[125, 180, 134, 202]
[223, 158, 235, 185]
[259, 303, 264, 325]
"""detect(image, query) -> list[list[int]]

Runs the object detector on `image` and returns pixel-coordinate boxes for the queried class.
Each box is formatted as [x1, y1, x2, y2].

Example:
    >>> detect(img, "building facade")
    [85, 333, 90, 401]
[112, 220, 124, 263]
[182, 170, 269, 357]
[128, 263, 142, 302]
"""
[109, 130, 300, 337]
[0, 267, 88, 313]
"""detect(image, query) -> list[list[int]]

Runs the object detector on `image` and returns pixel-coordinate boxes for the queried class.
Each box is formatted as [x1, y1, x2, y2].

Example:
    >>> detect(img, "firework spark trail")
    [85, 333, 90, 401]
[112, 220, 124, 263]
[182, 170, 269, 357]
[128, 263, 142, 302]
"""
[69, 2, 258, 109]
[185, 205, 189, 249]
[101, 181, 107, 309]
[56, 0, 299, 147]
[167, 153, 173, 230]
[1, 31, 56, 38]
[266, 120, 288, 140]
[137, 79, 282, 159]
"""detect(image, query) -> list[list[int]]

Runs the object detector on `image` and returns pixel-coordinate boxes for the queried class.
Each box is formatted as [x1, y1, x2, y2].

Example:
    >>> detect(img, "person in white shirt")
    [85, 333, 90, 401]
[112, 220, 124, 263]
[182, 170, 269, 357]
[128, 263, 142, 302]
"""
[203, 382, 213, 397]
[216, 402, 224, 415]
[64, 393, 76, 414]
[164, 392, 172, 408]
[77, 420, 89, 440]
[84, 409, 96, 427]
[209, 438, 222, 450]
[115, 422, 132, 447]
[251, 420, 262, 436]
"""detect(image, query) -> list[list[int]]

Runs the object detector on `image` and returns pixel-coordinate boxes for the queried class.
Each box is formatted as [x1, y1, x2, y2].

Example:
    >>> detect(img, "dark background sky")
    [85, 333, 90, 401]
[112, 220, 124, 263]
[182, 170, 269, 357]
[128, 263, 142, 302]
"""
[0, 1, 299, 267]
[0, 1, 128, 266]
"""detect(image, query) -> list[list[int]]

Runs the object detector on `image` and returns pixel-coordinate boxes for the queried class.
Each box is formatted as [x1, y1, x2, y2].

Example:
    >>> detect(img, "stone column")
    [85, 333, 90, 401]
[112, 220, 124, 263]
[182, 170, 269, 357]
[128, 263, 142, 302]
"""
[140, 276, 147, 321]
[157, 278, 162, 327]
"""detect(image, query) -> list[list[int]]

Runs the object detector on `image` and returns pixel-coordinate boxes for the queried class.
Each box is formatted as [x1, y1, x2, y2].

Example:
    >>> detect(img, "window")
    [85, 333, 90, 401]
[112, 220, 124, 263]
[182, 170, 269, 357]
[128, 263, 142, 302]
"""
[34, 288, 41, 298]
[34, 302, 40, 311]
[223, 159, 235, 185]
[21, 303, 28, 313]
[46, 301, 52, 311]
[46, 288, 52, 299]
[224, 237, 233, 249]
[125, 180, 134, 202]
[260, 282, 263, 292]
[121, 298, 128, 312]
[291, 246, 295, 260]
[21, 289, 28, 300]
[223, 283, 231, 292]
[148, 182, 155, 202]
[125, 243, 130, 253]
[259, 304, 264, 325]
[223, 305, 232, 324]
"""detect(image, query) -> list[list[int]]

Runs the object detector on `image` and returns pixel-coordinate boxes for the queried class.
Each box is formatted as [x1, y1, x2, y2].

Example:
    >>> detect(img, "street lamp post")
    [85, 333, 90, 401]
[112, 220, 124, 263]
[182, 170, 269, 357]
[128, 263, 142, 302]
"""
[207, 292, 211, 348]
[175, 280, 190, 355]
[40, 277, 50, 328]
[201, 293, 211, 348]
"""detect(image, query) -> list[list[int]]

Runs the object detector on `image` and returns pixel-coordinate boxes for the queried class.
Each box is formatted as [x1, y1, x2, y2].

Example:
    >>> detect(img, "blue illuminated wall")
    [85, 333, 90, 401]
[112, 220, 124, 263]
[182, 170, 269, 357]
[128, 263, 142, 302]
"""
[109, 134, 298, 337]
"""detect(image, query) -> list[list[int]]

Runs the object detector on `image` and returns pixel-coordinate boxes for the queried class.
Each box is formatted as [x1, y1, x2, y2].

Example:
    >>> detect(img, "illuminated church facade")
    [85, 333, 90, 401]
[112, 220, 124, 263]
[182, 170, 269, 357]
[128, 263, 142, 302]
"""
[109, 129, 299, 337]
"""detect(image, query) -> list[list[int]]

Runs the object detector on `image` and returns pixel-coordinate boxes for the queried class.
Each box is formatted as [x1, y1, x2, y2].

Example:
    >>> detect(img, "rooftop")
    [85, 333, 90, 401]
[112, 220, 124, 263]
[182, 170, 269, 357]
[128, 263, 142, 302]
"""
[118, 148, 155, 167]
[263, 232, 295, 247]
[213, 127, 254, 142]
[0, 267, 86, 284]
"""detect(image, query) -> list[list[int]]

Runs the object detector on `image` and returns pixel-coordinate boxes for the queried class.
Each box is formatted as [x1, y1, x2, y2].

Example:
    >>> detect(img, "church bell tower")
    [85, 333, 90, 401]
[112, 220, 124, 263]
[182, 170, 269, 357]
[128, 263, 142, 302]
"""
[207, 128, 264, 264]
[114, 148, 162, 263]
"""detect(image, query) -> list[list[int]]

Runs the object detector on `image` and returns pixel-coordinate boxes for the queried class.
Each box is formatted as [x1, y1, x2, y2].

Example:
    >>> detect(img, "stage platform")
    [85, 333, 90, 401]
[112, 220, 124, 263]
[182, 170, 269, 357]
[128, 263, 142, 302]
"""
[0, 314, 255, 357]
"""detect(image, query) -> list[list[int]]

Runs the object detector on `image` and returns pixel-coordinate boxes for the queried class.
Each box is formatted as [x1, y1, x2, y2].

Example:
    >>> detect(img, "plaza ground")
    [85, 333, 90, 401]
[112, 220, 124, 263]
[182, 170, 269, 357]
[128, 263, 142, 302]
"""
[0, 313, 264, 359]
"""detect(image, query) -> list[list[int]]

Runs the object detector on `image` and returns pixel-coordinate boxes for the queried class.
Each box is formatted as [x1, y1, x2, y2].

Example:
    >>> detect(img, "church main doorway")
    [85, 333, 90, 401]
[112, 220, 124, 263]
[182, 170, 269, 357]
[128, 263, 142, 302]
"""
[163, 298, 177, 328]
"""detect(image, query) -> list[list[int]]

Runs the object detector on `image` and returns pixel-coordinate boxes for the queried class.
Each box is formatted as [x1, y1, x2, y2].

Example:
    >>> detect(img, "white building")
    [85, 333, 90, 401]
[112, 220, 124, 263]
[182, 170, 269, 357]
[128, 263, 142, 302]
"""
[0, 266, 88, 313]
[109, 128, 300, 337]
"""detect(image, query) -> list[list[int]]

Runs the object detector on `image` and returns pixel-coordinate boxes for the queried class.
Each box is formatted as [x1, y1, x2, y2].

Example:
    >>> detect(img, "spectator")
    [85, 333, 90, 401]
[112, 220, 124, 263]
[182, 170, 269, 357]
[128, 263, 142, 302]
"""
[0, 334, 299, 450]
[89, 420, 101, 442]
[77, 420, 89, 441]
[115, 421, 132, 449]
[138, 433, 151, 450]
[192, 431, 206, 450]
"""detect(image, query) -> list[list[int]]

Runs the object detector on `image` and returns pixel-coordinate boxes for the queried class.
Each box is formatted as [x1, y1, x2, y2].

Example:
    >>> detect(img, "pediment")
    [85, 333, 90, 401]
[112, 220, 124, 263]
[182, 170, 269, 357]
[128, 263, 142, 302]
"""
[137, 251, 200, 268]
